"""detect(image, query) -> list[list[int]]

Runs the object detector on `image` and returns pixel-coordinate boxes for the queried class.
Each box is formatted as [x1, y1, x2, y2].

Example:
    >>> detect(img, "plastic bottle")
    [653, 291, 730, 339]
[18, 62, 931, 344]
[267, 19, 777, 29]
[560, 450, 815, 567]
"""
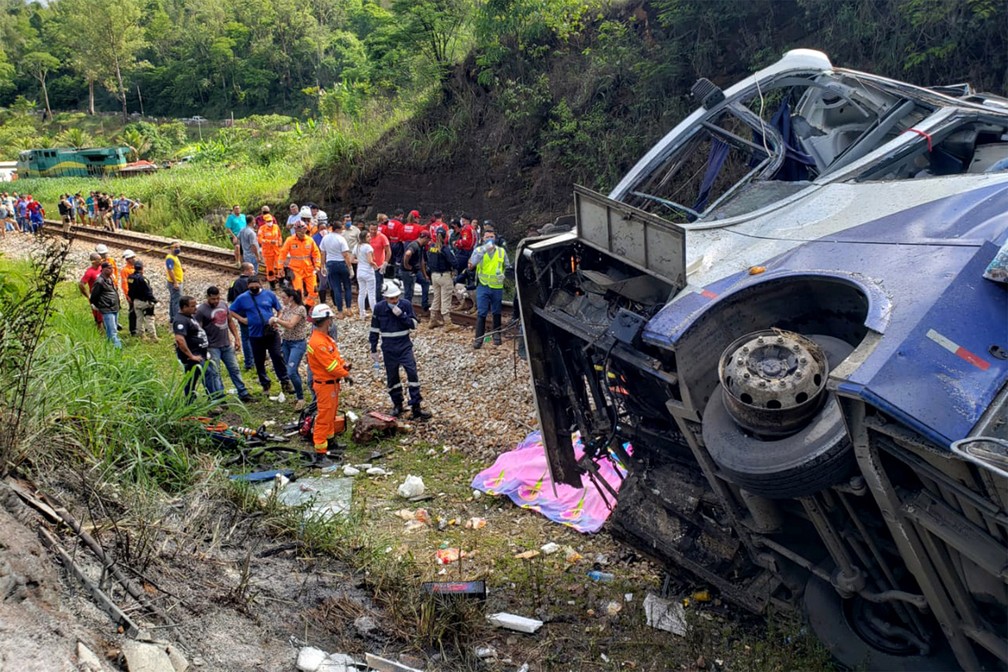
[587, 570, 615, 582]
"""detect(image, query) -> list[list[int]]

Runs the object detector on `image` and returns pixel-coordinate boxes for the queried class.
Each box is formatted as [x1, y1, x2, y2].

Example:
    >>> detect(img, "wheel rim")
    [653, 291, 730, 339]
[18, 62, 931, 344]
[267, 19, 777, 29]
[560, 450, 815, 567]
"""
[718, 329, 829, 437]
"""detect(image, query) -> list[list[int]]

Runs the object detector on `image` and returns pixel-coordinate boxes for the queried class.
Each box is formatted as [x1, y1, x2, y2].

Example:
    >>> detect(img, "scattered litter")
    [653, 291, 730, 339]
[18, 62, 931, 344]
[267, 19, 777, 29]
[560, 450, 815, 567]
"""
[692, 590, 711, 603]
[517, 665, 530, 672]
[475, 646, 497, 660]
[297, 647, 327, 672]
[394, 509, 414, 521]
[601, 653, 610, 663]
[605, 601, 622, 617]
[346, 410, 359, 423]
[594, 553, 609, 565]
[540, 542, 560, 555]
[625, 593, 634, 602]
[268, 391, 287, 403]
[397, 475, 425, 498]
[563, 547, 582, 564]
[358, 464, 372, 470]
[426, 448, 436, 456]
[404, 520, 426, 532]
[486, 612, 544, 634]
[354, 615, 378, 637]
[514, 550, 539, 560]
[343, 466, 360, 476]
[256, 477, 353, 520]
[472, 489, 482, 500]
[364, 653, 423, 672]
[229, 469, 295, 484]
[421, 580, 486, 599]
[587, 570, 615, 582]
[643, 592, 687, 636]
[465, 517, 487, 530]
[435, 548, 470, 565]
[413, 509, 431, 525]
[366, 467, 389, 477]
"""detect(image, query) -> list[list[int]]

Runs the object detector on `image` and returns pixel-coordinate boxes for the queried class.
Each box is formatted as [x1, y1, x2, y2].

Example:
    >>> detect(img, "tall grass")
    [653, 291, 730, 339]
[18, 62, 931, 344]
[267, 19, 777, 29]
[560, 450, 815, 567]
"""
[30, 292, 215, 491]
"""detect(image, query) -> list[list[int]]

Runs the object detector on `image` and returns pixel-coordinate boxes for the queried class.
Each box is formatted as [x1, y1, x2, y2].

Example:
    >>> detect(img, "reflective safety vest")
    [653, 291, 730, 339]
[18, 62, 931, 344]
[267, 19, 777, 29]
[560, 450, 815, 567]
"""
[258, 217, 282, 251]
[279, 235, 320, 271]
[306, 328, 349, 383]
[476, 246, 506, 289]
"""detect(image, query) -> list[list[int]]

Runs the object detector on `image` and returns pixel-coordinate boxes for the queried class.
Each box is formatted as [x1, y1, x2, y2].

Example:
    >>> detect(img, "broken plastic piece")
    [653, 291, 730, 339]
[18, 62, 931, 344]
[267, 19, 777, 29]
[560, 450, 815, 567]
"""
[397, 474, 425, 498]
[643, 593, 687, 636]
[486, 612, 544, 634]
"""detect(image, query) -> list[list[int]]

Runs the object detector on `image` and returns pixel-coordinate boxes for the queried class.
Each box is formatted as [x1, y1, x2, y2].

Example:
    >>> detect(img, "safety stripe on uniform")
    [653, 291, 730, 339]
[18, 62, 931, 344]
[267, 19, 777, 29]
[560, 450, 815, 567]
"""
[925, 328, 990, 371]
[388, 383, 402, 391]
[369, 327, 380, 333]
[305, 345, 314, 354]
[326, 360, 339, 371]
[407, 382, 421, 387]
[382, 330, 410, 338]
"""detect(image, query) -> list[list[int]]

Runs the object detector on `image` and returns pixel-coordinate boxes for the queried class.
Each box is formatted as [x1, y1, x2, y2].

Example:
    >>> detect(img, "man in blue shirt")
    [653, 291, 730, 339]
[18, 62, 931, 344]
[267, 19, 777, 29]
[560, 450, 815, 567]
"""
[228, 275, 293, 394]
[225, 204, 245, 266]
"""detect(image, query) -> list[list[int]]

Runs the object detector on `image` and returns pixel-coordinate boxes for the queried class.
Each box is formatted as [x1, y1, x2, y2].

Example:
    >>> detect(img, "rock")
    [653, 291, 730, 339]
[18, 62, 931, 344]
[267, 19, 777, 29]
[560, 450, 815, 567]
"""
[121, 640, 175, 672]
[366, 467, 389, 476]
[343, 466, 360, 476]
[354, 615, 378, 637]
[77, 641, 103, 671]
[166, 644, 189, 672]
[297, 646, 328, 671]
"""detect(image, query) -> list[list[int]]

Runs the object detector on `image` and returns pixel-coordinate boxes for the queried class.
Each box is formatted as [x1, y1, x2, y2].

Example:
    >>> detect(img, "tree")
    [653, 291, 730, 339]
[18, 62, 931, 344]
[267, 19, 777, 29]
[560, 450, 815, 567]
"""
[21, 51, 59, 119]
[392, 0, 472, 82]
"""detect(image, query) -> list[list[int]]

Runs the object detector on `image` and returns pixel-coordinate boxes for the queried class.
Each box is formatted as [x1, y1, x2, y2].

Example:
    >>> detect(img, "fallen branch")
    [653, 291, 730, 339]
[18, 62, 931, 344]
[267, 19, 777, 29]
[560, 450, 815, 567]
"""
[38, 526, 140, 637]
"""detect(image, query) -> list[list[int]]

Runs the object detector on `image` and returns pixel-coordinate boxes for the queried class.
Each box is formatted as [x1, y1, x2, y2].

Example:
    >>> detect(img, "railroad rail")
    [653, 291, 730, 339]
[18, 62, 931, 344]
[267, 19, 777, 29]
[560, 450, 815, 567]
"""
[42, 220, 236, 273]
[42, 220, 511, 328]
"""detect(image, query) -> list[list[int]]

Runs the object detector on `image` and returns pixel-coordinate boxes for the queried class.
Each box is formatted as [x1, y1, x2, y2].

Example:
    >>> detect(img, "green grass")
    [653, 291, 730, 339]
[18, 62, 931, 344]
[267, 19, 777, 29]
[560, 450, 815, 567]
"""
[14, 163, 302, 247]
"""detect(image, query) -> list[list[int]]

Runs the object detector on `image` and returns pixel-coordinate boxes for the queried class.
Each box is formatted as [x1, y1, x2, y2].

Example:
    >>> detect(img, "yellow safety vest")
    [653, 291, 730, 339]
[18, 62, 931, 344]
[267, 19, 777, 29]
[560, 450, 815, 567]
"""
[165, 253, 184, 283]
[476, 246, 505, 289]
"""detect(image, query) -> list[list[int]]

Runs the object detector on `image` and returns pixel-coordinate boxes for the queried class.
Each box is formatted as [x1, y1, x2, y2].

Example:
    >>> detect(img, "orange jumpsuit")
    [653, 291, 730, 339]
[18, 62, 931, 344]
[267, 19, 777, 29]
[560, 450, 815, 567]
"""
[306, 327, 349, 453]
[279, 234, 321, 305]
[257, 216, 283, 282]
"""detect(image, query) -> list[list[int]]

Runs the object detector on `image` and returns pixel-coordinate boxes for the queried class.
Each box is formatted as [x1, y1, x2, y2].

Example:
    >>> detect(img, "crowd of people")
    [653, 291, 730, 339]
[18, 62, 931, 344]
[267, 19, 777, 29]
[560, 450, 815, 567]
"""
[78, 202, 515, 462]
[0, 190, 142, 236]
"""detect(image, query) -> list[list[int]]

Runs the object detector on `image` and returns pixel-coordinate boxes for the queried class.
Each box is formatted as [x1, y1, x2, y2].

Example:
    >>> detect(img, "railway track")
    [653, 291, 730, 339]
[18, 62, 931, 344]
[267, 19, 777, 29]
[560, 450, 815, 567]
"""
[43, 220, 507, 328]
[43, 220, 237, 273]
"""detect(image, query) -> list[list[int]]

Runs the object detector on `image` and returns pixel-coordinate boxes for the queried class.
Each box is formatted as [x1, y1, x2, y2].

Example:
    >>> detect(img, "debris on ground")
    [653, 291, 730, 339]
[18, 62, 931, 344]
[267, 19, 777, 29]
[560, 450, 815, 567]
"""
[434, 547, 471, 565]
[351, 412, 401, 443]
[364, 652, 423, 672]
[296, 647, 361, 672]
[256, 476, 353, 520]
[120, 640, 181, 672]
[396, 475, 425, 498]
[643, 593, 687, 636]
[540, 542, 560, 555]
[486, 612, 544, 634]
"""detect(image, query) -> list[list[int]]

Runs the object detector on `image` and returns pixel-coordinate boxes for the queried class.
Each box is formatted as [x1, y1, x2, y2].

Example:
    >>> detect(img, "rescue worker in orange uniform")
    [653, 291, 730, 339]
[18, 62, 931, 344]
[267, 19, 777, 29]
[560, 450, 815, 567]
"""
[256, 206, 283, 286]
[279, 220, 322, 307]
[306, 304, 351, 461]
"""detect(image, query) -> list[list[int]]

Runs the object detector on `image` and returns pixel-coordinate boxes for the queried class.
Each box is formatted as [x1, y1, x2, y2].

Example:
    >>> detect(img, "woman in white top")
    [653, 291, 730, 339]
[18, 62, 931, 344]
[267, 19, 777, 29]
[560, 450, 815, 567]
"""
[356, 229, 378, 318]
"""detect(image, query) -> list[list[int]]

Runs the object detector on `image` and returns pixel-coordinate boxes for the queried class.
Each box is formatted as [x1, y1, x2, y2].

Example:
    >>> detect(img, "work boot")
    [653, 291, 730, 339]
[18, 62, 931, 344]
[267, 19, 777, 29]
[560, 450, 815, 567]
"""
[429, 312, 443, 328]
[492, 314, 502, 346]
[327, 436, 345, 453]
[390, 404, 405, 417]
[281, 379, 294, 394]
[411, 405, 432, 421]
[473, 316, 486, 350]
[444, 320, 459, 333]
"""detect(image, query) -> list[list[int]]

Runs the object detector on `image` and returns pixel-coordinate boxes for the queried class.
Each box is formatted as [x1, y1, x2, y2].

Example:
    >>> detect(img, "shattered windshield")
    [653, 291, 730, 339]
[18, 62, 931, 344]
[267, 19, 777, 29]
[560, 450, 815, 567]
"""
[619, 72, 1008, 222]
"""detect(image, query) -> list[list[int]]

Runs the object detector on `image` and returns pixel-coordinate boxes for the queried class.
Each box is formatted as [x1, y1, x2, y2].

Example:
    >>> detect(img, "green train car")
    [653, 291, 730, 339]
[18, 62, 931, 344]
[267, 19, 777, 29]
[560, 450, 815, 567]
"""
[16, 146, 130, 178]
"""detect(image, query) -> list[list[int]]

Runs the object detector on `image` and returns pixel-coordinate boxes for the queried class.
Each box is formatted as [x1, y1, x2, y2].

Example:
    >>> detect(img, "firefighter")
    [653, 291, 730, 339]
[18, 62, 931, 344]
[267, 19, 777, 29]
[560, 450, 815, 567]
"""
[368, 280, 432, 420]
[279, 220, 322, 307]
[256, 206, 283, 286]
[306, 303, 351, 461]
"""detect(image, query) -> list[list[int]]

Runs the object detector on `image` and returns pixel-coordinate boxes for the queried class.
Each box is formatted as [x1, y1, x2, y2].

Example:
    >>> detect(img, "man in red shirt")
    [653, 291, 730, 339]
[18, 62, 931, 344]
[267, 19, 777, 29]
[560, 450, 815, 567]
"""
[429, 210, 449, 241]
[78, 252, 104, 329]
[455, 214, 476, 257]
[399, 209, 423, 244]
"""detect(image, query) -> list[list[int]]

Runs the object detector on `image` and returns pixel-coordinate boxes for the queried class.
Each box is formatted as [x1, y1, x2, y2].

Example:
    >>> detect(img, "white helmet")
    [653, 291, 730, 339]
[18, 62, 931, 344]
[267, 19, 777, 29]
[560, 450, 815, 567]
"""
[311, 303, 335, 320]
[123, 249, 135, 259]
[95, 244, 109, 254]
[382, 279, 403, 298]
[299, 206, 313, 219]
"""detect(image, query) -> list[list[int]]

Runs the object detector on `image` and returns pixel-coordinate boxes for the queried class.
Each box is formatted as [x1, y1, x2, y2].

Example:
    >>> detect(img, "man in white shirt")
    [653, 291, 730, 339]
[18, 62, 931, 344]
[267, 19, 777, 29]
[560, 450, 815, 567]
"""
[286, 203, 302, 236]
[318, 226, 355, 317]
[310, 203, 329, 230]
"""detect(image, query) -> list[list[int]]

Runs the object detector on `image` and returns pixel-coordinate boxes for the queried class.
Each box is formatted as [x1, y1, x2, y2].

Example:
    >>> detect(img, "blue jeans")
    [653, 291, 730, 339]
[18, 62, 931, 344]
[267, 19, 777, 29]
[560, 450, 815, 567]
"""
[207, 345, 248, 398]
[282, 339, 307, 400]
[167, 282, 182, 324]
[239, 322, 253, 370]
[326, 260, 352, 310]
[101, 312, 122, 348]
[476, 284, 503, 317]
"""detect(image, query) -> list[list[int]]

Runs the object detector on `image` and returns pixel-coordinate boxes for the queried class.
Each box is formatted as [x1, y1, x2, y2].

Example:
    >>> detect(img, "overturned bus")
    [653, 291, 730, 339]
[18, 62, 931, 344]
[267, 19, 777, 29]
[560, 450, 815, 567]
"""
[515, 50, 1008, 670]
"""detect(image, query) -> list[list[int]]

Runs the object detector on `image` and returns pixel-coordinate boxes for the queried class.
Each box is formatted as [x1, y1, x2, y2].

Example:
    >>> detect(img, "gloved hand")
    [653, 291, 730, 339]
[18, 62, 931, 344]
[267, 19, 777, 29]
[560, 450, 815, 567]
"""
[410, 318, 419, 329]
[370, 352, 380, 364]
[391, 305, 403, 317]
